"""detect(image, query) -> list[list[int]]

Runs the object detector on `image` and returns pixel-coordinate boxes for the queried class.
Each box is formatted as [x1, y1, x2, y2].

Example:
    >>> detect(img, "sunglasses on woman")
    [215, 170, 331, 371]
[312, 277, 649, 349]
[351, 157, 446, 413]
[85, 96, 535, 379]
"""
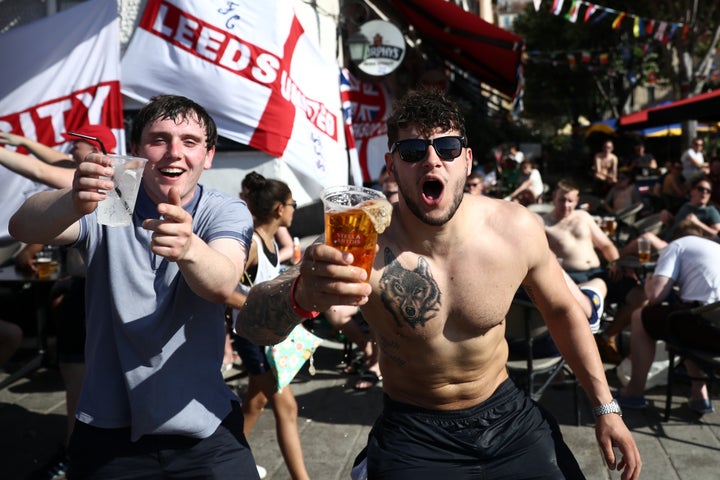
[390, 136, 465, 163]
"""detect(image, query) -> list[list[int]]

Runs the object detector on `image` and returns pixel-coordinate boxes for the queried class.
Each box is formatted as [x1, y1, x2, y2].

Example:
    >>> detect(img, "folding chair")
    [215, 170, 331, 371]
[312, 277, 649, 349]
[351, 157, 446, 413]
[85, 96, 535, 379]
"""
[614, 202, 645, 244]
[663, 301, 720, 421]
[505, 298, 581, 425]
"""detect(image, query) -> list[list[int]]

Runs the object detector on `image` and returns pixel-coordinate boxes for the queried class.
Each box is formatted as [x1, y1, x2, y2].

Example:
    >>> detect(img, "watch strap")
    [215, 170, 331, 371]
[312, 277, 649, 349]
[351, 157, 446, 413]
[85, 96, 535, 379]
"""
[593, 399, 622, 417]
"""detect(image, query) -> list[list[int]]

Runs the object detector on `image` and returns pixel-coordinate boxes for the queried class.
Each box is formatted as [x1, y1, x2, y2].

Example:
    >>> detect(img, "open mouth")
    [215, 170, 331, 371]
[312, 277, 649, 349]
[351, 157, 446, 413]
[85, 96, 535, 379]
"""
[159, 167, 183, 178]
[422, 179, 443, 202]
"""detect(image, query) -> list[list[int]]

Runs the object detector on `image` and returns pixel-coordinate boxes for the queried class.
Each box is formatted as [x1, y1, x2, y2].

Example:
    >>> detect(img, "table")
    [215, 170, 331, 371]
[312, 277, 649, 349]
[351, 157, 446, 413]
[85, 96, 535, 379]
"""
[616, 257, 656, 281]
[0, 266, 57, 390]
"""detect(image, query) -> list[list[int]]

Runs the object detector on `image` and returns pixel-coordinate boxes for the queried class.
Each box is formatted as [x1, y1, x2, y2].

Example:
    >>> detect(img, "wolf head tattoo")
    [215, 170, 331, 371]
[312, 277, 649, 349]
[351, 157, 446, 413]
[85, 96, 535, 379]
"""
[380, 248, 441, 328]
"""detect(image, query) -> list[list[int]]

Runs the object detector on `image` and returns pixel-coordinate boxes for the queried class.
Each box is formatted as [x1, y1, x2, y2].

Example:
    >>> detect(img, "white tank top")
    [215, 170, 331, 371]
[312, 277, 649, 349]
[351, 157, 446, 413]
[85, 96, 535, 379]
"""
[252, 232, 281, 284]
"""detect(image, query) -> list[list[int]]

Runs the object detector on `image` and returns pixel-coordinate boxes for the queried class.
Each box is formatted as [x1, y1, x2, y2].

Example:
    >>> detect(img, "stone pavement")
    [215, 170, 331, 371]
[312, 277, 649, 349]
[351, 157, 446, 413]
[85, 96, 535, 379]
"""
[1, 338, 719, 480]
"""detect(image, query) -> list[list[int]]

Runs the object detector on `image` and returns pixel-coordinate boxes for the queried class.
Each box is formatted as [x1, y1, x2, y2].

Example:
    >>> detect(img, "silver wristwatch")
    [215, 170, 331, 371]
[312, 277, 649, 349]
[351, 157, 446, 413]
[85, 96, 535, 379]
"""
[593, 399, 622, 417]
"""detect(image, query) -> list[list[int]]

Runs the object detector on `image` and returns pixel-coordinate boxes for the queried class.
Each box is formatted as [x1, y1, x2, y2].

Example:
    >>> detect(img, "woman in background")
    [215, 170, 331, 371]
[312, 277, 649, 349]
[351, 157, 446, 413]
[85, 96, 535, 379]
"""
[227, 172, 310, 480]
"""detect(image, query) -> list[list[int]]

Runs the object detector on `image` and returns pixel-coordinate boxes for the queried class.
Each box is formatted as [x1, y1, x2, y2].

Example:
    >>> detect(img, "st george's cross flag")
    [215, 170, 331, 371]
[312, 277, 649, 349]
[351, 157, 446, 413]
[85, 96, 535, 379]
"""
[121, 0, 355, 196]
[0, 0, 125, 154]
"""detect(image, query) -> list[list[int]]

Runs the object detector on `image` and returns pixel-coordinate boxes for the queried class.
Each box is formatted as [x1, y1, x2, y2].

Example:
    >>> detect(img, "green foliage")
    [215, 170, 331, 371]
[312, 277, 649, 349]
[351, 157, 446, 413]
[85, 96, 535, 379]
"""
[515, 0, 720, 138]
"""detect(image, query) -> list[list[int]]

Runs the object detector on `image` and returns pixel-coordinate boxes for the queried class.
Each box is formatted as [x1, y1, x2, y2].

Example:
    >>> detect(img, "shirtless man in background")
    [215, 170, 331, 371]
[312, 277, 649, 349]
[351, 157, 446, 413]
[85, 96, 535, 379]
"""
[541, 179, 646, 364]
[237, 90, 641, 479]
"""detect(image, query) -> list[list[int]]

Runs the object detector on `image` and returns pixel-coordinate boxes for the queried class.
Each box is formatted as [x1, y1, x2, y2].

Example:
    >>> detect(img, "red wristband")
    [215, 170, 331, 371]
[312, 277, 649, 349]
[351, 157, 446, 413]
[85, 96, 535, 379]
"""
[290, 275, 319, 319]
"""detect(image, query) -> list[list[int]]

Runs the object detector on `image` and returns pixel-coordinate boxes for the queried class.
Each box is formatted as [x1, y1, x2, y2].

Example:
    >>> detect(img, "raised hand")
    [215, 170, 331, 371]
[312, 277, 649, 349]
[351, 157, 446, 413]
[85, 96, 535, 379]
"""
[143, 187, 194, 262]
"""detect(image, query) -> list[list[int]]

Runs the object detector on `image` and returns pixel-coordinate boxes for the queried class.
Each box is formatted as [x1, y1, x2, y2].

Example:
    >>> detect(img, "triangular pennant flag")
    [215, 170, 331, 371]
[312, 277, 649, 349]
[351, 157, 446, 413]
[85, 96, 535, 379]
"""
[599, 53, 609, 65]
[534, 0, 542, 12]
[612, 12, 626, 29]
[681, 24, 691, 40]
[638, 17, 646, 37]
[654, 21, 667, 41]
[551, 0, 565, 16]
[565, 0, 580, 22]
[583, 4, 597, 22]
[633, 16, 640, 37]
[592, 9, 609, 23]
[645, 19, 654, 35]
[581, 51, 592, 63]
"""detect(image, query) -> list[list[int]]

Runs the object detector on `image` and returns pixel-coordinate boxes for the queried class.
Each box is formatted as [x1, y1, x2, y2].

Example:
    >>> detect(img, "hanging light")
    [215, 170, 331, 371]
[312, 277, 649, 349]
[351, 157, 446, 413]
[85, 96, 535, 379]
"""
[346, 31, 370, 63]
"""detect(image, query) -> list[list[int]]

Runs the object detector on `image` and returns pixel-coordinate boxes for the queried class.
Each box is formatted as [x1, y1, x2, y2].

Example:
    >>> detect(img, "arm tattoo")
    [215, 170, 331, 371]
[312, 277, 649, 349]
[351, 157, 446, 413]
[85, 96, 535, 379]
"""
[236, 267, 302, 345]
[380, 248, 441, 328]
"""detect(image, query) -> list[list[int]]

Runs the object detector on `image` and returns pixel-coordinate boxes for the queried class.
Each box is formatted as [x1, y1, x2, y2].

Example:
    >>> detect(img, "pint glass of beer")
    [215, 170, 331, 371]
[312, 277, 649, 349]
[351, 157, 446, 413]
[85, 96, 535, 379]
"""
[637, 237, 652, 263]
[320, 185, 392, 277]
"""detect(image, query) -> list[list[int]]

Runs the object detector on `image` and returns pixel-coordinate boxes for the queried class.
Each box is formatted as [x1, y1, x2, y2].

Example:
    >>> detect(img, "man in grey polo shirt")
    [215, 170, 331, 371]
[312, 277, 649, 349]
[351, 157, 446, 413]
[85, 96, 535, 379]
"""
[9, 95, 257, 479]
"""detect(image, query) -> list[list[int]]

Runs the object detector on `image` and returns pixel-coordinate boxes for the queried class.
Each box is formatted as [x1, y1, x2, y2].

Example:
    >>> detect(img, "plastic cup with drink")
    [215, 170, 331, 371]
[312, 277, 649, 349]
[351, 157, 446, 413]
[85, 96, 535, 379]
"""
[637, 237, 652, 263]
[320, 185, 393, 277]
[97, 154, 147, 226]
[65, 131, 147, 227]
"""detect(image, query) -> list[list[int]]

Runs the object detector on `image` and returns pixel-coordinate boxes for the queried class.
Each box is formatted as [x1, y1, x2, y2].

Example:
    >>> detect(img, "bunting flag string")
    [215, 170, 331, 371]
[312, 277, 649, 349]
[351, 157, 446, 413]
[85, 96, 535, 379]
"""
[538, 0, 684, 43]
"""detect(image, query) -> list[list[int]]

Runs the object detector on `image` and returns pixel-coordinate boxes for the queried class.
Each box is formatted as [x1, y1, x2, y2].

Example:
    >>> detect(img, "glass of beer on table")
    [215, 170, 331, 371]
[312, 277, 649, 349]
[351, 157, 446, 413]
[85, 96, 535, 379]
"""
[320, 185, 392, 277]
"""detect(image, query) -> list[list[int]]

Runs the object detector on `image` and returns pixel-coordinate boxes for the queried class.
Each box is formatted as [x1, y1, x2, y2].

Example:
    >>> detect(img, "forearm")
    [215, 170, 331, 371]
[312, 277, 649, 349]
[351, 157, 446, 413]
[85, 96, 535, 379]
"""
[19, 138, 69, 164]
[177, 237, 244, 304]
[599, 244, 620, 263]
[9, 189, 82, 244]
[237, 267, 305, 345]
[226, 289, 248, 310]
[549, 310, 613, 405]
[0, 148, 73, 188]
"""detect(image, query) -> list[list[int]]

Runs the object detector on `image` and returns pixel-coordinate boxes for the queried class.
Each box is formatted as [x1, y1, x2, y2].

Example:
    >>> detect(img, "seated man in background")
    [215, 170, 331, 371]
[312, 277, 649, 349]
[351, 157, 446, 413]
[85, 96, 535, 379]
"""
[620, 176, 720, 258]
[508, 160, 544, 204]
[540, 179, 646, 363]
[615, 221, 720, 414]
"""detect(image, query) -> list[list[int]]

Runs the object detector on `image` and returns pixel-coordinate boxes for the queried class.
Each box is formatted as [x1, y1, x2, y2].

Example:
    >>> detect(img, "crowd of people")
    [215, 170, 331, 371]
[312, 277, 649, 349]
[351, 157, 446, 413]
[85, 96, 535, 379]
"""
[7, 87, 720, 479]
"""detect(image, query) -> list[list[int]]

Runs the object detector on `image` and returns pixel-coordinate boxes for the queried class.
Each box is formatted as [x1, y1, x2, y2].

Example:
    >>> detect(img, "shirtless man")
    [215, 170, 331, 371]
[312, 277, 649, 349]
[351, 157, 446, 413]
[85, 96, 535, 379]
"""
[594, 140, 619, 193]
[237, 90, 641, 479]
[541, 179, 645, 363]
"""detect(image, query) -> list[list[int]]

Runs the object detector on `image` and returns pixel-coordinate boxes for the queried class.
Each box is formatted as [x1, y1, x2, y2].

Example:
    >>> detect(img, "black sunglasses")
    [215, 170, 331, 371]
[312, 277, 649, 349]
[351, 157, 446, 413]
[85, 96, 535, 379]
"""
[696, 186, 712, 194]
[285, 200, 297, 209]
[391, 136, 465, 163]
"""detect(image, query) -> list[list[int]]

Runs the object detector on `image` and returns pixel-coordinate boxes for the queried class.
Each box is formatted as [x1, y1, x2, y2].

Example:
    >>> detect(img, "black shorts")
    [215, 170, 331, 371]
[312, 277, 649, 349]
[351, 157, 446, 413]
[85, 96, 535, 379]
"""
[234, 335, 271, 376]
[67, 401, 258, 479]
[358, 379, 584, 479]
[566, 267, 638, 305]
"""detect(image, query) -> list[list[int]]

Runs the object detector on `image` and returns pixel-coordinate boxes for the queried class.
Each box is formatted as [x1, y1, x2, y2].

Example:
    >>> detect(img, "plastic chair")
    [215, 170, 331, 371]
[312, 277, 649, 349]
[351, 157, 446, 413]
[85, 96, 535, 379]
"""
[663, 301, 720, 421]
[614, 202, 645, 243]
[505, 298, 581, 425]
[625, 213, 664, 240]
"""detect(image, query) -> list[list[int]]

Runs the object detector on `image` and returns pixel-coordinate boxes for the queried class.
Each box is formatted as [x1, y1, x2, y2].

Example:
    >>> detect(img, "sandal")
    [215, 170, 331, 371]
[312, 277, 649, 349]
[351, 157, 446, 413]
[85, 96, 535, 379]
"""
[354, 371, 382, 391]
[342, 357, 364, 375]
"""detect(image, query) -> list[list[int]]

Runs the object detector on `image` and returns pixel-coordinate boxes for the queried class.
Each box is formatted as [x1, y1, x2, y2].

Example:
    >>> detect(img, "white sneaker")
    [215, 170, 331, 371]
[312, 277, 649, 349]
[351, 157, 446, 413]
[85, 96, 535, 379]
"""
[256, 465, 267, 479]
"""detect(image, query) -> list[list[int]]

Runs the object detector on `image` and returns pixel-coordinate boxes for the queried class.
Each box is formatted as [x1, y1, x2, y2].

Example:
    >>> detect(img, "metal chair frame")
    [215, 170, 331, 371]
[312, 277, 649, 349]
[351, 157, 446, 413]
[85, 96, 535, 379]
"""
[663, 301, 720, 421]
[505, 298, 581, 425]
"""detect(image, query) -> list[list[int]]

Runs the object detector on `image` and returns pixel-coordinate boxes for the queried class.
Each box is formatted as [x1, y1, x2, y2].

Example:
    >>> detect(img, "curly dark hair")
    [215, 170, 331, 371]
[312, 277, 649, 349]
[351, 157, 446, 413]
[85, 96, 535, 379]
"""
[242, 171, 291, 223]
[386, 88, 467, 149]
[131, 94, 218, 151]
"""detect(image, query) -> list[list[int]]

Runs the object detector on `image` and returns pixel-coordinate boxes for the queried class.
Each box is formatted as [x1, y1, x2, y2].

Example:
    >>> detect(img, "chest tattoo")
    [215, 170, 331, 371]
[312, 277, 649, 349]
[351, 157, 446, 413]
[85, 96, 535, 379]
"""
[380, 248, 441, 328]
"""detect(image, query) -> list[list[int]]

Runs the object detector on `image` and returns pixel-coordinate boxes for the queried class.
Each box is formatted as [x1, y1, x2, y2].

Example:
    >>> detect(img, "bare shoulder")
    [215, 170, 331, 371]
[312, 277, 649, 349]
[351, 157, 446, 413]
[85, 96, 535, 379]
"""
[478, 198, 546, 240]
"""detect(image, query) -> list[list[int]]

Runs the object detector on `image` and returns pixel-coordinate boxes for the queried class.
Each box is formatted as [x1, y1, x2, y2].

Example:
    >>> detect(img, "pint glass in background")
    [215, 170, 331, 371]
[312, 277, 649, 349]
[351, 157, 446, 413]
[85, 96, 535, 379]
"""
[320, 185, 392, 277]
[637, 237, 652, 262]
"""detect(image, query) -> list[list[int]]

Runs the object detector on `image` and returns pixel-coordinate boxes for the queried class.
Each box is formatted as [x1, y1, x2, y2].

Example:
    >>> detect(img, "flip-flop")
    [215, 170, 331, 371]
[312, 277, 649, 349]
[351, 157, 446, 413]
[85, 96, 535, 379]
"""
[354, 371, 382, 391]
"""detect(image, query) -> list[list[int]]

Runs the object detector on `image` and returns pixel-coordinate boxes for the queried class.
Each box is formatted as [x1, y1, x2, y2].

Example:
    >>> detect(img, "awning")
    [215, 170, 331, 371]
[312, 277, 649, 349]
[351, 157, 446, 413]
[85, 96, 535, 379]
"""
[619, 89, 720, 130]
[388, 0, 524, 98]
